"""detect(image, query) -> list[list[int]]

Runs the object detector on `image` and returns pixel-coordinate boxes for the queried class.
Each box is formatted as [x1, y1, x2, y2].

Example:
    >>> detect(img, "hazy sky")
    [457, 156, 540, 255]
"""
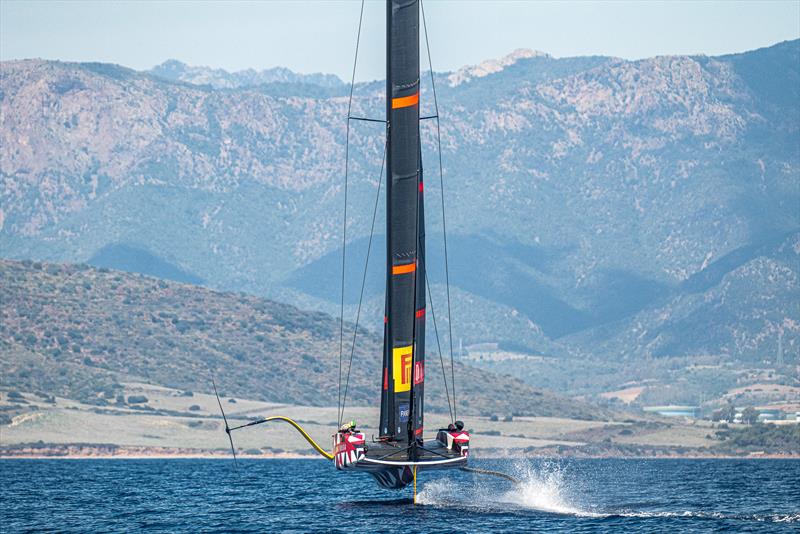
[2, 1, 798, 81]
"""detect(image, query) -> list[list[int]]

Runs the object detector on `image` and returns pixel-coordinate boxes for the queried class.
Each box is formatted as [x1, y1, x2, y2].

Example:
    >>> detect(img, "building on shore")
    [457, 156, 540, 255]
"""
[642, 405, 699, 418]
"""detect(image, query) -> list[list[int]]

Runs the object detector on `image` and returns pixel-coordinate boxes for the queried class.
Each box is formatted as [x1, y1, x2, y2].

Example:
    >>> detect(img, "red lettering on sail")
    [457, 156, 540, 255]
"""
[414, 361, 424, 385]
[392, 346, 413, 392]
[401, 353, 412, 386]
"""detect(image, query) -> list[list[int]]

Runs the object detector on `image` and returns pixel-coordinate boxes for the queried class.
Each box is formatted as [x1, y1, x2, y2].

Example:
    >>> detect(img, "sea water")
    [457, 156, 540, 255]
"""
[1, 458, 798, 532]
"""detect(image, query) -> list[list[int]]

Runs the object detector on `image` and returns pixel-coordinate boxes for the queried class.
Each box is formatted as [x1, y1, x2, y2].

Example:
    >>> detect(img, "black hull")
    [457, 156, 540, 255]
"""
[341, 439, 468, 489]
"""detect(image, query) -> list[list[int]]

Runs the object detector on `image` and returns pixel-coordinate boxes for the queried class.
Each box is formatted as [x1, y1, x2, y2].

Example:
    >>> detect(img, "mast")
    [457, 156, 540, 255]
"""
[379, 0, 425, 446]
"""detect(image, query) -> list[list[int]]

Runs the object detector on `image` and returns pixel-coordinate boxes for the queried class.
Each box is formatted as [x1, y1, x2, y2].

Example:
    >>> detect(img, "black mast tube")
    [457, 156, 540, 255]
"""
[378, 0, 423, 446]
[379, 0, 394, 438]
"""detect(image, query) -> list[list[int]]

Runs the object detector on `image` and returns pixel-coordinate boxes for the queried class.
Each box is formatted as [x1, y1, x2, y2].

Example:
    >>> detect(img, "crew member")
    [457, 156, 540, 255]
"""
[339, 420, 357, 433]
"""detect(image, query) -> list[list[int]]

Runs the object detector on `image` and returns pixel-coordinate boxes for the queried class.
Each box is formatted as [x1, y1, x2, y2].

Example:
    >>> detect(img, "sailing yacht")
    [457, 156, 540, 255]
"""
[214, 0, 471, 494]
[332, 0, 469, 489]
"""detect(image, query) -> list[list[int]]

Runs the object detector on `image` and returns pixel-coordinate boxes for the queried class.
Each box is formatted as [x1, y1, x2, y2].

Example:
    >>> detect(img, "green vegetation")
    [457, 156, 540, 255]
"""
[0, 259, 613, 419]
[740, 407, 760, 425]
[712, 405, 737, 423]
[715, 424, 800, 453]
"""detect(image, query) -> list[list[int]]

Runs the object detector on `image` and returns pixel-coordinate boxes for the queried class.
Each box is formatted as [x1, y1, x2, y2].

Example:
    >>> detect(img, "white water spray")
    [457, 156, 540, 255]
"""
[417, 460, 799, 523]
[417, 459, 596, 516]
[498, 460, 593, 516]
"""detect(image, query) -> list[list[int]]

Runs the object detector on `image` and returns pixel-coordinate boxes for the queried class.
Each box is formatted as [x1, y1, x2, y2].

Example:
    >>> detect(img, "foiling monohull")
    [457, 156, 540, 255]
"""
[331, 0, 468, 489]
[212, 0, 515, 497]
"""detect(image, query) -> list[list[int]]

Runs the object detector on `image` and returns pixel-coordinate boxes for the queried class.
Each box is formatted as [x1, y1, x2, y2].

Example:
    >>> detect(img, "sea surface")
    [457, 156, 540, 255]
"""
[1, 458, 798, 533]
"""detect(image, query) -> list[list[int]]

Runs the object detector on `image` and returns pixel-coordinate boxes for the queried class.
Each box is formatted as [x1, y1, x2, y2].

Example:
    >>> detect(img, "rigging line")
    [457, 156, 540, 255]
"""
[349, 116, 387, 124]
[416, 443, 454, 460]
[420, 115, 439, 121]
[339, 140, 387, 421]
[372, 444, 414, 462]
[338, 0, 366, 427]
[418, 243, 454, 422]
[421, 0, 457, 420]
[211, 375, 239, 476]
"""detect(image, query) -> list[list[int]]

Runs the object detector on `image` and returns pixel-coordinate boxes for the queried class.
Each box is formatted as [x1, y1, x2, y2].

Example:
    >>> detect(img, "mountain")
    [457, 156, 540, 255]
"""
[0, 259, 610, 419]
[1, 42, 798, 398]
[148, 59, 344, 89]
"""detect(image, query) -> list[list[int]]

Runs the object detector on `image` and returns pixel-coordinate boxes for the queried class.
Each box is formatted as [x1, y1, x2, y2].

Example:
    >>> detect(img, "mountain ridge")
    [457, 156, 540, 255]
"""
[1, 41, 797, 394]
[148, 58, 345, 89]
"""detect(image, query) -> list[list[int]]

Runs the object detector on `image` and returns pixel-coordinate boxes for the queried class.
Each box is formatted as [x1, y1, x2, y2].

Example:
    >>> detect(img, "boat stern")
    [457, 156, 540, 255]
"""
[333, 430, 366, 469]
[437, 428, 470, 458]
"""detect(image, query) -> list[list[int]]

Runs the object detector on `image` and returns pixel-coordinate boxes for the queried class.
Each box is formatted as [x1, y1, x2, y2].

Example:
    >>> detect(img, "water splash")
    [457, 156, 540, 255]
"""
[498, 460, 596, 516]
[415, 479, 468, 508]
[417, 459, 596, 516]
[416, 459, 799, 524]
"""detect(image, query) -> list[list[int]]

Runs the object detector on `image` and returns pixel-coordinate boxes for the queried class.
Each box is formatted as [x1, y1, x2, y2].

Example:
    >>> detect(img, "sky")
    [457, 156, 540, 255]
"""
[2, 0, 799, 81]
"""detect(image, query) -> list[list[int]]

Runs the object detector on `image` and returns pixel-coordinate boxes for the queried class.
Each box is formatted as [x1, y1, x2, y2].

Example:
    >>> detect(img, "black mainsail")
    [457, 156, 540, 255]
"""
[379, 0, 425, 445]
[214, 0, 470, 494]
[330, 0, 468, 490]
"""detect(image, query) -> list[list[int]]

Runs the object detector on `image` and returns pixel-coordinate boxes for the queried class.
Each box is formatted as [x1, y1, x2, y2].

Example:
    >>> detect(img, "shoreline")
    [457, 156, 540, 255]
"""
[4, 455, 798, 460]
[0, 454, 323, 460]
[2, 446, 798, 461]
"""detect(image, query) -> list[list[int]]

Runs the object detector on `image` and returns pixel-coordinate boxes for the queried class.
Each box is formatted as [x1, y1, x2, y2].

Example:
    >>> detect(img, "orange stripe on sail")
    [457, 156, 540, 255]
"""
[392, 262, 416, 275]
[392, 91, 419, 109]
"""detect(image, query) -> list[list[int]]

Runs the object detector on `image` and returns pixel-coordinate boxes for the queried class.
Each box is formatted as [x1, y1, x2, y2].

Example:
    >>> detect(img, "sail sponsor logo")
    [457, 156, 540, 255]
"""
[399, 403, 410, 423]
[414, 361, 424, 385]
[392, 345, 413, 392]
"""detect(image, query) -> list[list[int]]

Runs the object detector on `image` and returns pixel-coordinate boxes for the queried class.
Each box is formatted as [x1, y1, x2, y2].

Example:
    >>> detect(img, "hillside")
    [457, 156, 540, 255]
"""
[148, 59, 344, 89]
[1, 41, 798, 395]
[0, 259, 610, 419]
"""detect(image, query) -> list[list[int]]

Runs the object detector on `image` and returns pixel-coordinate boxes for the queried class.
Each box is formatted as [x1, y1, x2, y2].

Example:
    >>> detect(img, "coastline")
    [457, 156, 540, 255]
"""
[2, 444, 798, 460]
[0, 444, 323, 460]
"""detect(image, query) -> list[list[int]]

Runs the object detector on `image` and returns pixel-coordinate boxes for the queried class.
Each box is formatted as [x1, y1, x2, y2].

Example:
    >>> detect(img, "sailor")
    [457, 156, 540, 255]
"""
[339, 420, 357, 433]
[447, 423, 456, 432]
[454, 420, 464, 431]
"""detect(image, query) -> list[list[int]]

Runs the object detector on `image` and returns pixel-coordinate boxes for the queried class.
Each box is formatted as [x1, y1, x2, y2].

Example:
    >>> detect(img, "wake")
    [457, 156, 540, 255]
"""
[609, 511, 800, 523]
[417, 459, 598, 516]
[416, 459, 799, 524]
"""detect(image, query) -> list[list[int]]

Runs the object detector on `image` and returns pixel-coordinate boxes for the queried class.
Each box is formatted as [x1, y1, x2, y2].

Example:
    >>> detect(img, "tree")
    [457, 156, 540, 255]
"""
[741, 406, 760, 425]
[712, 404, 736, 423]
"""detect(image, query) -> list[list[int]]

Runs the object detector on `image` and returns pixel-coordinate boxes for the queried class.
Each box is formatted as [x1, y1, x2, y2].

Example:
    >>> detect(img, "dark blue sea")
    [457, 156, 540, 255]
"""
[1, 458, 798, 532]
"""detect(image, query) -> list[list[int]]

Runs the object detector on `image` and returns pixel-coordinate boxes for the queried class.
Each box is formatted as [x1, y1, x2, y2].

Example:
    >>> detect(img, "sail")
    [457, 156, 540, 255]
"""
[379, 0, 424, 445]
